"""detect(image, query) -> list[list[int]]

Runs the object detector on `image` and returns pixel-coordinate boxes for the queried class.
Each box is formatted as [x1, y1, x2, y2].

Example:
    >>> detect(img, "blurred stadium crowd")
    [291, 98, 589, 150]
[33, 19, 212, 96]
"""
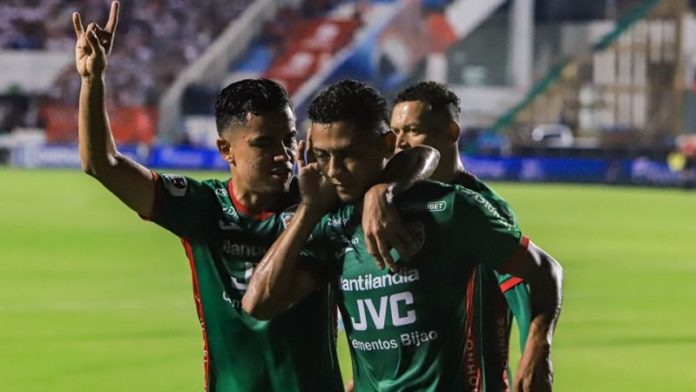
[1, 0, 695, 187]
[0, 0, 354, 137]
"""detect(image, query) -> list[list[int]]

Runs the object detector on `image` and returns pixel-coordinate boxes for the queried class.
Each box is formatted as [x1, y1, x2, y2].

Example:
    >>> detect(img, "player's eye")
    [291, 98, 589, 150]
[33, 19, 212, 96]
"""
[314, 150, 329, 161]
[249, 138, 276, 149]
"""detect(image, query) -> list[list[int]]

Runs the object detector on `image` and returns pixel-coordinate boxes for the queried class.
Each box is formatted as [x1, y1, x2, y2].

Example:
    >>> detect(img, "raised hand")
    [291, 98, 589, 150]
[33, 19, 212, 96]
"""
[295, 130, 338, 213]
[73, 1, 119, 80]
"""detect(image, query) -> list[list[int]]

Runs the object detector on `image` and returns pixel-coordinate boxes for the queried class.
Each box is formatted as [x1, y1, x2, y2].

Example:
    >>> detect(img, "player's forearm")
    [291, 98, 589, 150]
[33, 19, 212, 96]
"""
[78, 77, 155, 215]
[78, 76, 118, 175]
[380, 145, 440, 195]
[243, 204, 324, 319]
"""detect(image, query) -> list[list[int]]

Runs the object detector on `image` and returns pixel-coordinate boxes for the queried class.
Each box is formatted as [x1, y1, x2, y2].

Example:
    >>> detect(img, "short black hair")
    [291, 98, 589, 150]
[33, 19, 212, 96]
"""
[308, 80, 389, 135]
[214, 79, 291, 134]
[394, 81, 460, 122]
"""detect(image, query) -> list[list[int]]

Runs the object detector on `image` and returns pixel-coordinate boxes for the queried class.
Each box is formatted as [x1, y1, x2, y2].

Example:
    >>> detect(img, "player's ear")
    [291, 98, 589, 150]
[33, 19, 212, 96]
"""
[216, 136, 235, 166]
[446, 120, 460, 144]
[381, 131, 396, 159]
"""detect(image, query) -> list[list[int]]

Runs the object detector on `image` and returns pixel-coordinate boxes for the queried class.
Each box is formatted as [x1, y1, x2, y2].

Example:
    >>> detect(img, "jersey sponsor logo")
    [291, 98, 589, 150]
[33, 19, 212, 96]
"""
[222, 290, 242, 308]
[230, 262, 254, 290]
[223, 241, 268, 258]
[401, 329, 438, 347]
[351, 291, 417, 331]
[327, 215, 349, 228]
[471, 194, 513, 229]
[351, 337, 398, 351]
[400, 201, 447, 212]
[350, 329, 439, 352]
[218, 219, 243, 231]
[403, 222, 425, 256]
[340, 267, 420, 292]
[161, 174, 187, 196]
[215, 187, 229, 197]
[222, 205, 239, 219]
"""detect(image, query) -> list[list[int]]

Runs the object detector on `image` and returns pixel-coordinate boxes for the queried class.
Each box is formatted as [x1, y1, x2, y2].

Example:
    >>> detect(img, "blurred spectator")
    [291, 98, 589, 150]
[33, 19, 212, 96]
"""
[1, 0, 250, 107]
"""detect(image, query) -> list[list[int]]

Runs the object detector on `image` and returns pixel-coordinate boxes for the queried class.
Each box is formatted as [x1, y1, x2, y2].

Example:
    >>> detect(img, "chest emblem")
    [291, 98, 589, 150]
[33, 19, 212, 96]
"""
[403, 221, 425, 256]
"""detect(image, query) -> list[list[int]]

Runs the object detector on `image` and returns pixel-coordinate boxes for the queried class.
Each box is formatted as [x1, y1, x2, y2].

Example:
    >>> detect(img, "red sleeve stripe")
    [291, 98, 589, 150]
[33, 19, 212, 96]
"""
[499, 277, 524, 293]
[461, 269, 483, 391]
[181, 238, 211, 392]
[498, 235, 530, 273]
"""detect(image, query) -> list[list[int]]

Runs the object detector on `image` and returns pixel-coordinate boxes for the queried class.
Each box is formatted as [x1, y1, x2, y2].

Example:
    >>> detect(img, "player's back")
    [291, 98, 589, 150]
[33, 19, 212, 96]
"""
[312, 180, 525, 391]
[148, 174, 343, 392]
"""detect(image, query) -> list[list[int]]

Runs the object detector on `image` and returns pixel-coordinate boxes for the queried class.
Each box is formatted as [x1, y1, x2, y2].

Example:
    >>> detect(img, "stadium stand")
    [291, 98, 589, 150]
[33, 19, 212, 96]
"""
[1, 0, 250, 144]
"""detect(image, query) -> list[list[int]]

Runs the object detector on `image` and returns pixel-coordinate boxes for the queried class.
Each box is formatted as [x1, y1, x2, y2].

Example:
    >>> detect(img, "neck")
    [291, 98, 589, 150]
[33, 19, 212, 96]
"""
[429, 144, 465, 183]
[229, 177, 280, 216]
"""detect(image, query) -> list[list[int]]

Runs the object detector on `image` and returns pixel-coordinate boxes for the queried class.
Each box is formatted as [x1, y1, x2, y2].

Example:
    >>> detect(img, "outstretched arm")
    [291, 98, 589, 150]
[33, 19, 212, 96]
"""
[74, 1, 156, 217]
[498, 241, 563, 392]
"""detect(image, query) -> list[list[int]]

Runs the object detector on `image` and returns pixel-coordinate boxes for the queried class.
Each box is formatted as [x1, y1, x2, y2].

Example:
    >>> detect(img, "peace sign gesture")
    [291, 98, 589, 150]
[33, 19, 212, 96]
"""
[72, 1, 119, 80]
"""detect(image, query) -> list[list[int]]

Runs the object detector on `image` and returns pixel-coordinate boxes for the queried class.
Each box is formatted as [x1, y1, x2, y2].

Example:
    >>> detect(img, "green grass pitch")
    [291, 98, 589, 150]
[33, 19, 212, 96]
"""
[1, 167, 695, 391]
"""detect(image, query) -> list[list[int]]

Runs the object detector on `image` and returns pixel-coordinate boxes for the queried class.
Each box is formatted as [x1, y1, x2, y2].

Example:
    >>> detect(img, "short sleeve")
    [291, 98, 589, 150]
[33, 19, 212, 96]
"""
[145, 172, 217, 239]
[451, 187, 526, 270]
[299, 206, 354, 274]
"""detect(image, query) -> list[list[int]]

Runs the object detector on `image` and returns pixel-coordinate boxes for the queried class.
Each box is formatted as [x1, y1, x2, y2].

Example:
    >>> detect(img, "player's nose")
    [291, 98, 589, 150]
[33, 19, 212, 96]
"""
[395, 131, 410, 151]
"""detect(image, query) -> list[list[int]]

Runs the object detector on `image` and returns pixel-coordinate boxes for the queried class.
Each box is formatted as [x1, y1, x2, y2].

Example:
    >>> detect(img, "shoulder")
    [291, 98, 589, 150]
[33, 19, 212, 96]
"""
[155, 173, 225, 195]
[393, 180, 460, 213]
[397, 180, 455, 201]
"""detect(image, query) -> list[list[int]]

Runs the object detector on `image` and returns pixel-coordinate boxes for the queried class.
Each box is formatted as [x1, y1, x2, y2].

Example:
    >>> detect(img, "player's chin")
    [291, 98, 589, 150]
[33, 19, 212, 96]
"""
[261, 177, 291, 192]
[335, 188, 360, 203]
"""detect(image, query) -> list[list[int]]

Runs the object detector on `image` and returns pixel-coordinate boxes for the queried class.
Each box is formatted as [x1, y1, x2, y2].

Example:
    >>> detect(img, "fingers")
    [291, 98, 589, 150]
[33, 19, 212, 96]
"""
[94, 27, 114, 54]
[364, 234, 385, 270]
[72, 12, 84, 39]
[305, 128, 316, 163]
[296, 140, 306, 170]
[105, 1, 120, 33]
[85, 23, 104, 56]
[375, 236, 396, 272]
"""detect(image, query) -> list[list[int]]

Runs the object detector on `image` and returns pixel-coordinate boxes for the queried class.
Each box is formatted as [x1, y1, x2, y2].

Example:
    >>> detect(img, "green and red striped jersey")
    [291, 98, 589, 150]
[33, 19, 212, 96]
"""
[305, 180, 528, 391]
[147, 173, 343, 392]
[453, 171, 532, 392]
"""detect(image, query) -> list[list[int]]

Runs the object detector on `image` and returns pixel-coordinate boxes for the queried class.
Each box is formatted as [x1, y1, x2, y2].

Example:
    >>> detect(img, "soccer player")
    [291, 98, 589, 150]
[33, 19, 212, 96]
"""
[244, 80, 563, 392]
[72, 3, 436, 390]
[389, 81, 532, 391]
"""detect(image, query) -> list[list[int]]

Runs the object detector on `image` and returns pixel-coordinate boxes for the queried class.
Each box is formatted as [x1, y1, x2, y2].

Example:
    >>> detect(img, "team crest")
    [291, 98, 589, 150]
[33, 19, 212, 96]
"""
[161, 174, 188, 197]
[403, 221, 425, 256]
[280, 211, 295, 228]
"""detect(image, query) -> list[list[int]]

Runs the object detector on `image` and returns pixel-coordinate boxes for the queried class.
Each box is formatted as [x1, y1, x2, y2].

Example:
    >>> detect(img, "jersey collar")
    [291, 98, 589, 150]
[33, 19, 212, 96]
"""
[227, 180, 275, 221]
